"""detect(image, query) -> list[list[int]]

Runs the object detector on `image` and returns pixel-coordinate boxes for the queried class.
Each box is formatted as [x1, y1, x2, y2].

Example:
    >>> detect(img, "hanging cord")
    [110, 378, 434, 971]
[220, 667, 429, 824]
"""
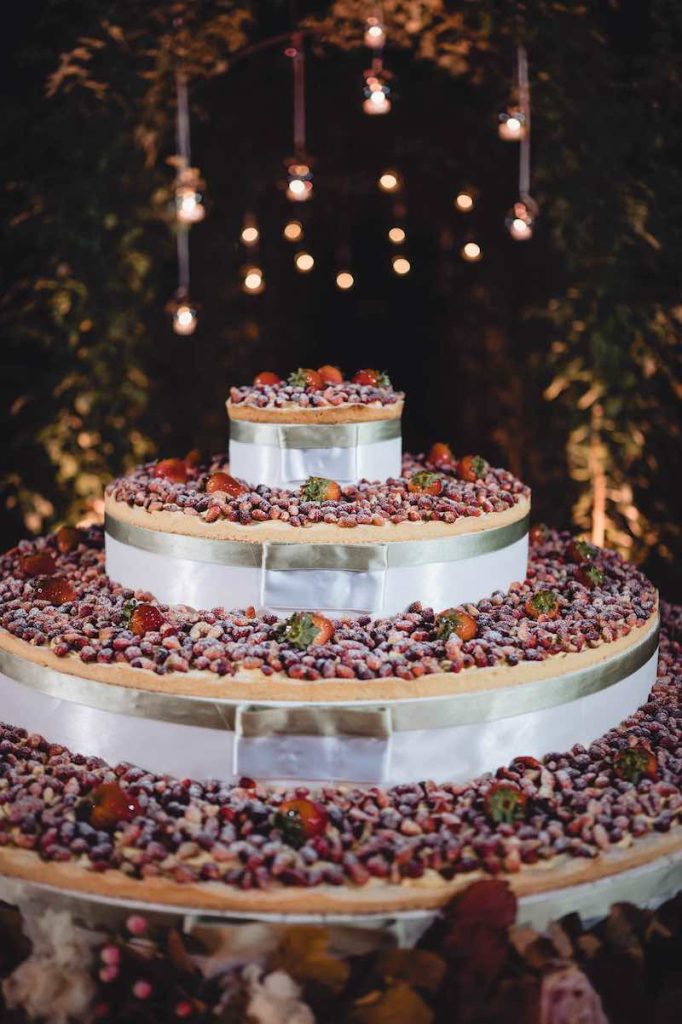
[175, 71, 191, 168]
[292, 32, 306, 157]
[177, 226, 190, 296]
[517, 45, 531, 198]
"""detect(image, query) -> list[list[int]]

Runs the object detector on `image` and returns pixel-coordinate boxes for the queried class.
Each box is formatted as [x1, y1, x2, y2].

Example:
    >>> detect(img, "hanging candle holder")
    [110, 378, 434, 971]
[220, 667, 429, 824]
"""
[506, 196, 538, 241]
[169, 290, 198, 335]
[242, 265, 265, 294]
[498, 108, 527, 141]
[364, 15, 386, 50]
[286, 160, 314, 202]
[363, 72, 392, 115]
[174, 166, 206, 224]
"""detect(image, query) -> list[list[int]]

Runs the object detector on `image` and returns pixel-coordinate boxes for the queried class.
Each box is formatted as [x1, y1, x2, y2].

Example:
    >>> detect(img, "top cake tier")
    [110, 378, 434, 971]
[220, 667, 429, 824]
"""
[227, 367, 404, 488]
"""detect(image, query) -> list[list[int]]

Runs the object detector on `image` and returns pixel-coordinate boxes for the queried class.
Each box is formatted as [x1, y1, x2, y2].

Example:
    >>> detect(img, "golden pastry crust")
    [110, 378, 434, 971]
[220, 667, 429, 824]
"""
[0, 827, 679, 915]
[226, 400, 404, 425]
[0, 609, 659, 704]
[104, 492, 531, 545]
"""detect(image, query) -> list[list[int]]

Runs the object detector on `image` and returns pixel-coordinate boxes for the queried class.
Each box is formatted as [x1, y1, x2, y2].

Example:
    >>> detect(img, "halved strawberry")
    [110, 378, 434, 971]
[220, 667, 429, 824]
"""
[153, 459, 188, 484]
[457, 454, 489, 482]
[484, 781, 528, 825]
[529, 523, 548, 545]
[436, 608, 477, 642]
[78, 782, 141, 831]
[576, 564, 605, 589]
[288, 367, 323, 390]
[407, 471, 443, 496]
[318, 364, 344, 384]
[301, 476, 341, 502]
[352, 368, 391, 387]
[55, 526, 82, 554]
[275, 798, 328, 847]
[20, 552, 57, 578]
[428, 442, 455, 467]
[205, 472, 248, 498]
[35, 576, 77, 605]
[253, 371, 282, 387]
[281, 612, 334, 649]
[567, 538, 597, 564]
[524, 590, 560, 620]
[129, 603, 165, 637]
[613, 744, 658, 783]
[510, 755, 542, 772]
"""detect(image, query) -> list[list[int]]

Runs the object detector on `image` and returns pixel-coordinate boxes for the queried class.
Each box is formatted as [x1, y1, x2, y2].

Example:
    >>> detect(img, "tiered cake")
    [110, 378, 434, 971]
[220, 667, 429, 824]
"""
[0, 366, 678, 924]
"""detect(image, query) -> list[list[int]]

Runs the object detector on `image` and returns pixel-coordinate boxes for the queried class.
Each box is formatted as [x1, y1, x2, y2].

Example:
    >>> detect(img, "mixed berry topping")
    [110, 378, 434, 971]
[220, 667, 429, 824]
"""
[228, 367, 402, 408]
[105, 452, 528, 528]
[0, 600, 678, 892]
[0, 527, 656, 681]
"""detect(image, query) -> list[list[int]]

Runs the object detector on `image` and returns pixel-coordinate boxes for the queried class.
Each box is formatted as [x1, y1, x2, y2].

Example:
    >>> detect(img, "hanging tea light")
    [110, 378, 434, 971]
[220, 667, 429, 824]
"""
[378, 170, 400, 193]
[174, 167, 206, 224]
[392, 256, 411, 275]
[506, 196, 537, 240]
[283, 220, 303, 242]
[336, 271, 354, 290]
[461, 241, 483, 262]
[498, 109, 527, 141]
[240, 215, 259, 246]
[363, 74, 391, 115]
[388, 226, 406, 244]
[242, 266, 265, 294]
[455, 191, 475, 212]
[295, 251, 315, 272]
[364, 16, 386, 50]
[287, 162, 314, 202]
[172, 297, 198, 335]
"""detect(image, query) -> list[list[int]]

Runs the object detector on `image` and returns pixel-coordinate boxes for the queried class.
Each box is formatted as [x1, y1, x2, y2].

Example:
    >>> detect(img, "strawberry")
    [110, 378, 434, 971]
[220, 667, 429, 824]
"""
[524, 590, 560, 620]
[35, 576, 77, 605]
[457, 454, 489, 482]
[288, 367, 323, 390]
[78, 782, 141, 831]
[567, 538, 597, 564]
[529, 523, 548, 545]
[184, 448, 201, 468]
[205, 472, 248, 498]
[407, 471, 443, 495]
[129, 603, 165, 636]
[510, 755, 542, 772]
[281, 612, 334, 649]
[55, 526, 82, 554]
[253, 371, 282, 387]
[275, 798, 328, 847]
[153, 459, 188, 484]
[484, 782, 528, 825]
[614, 744, 658, 783]
[428, 442, 455, 467]
[318, 364, 344, 384]
[576, 564, 605, 589]
[300, 476, 341, 502]
[20, 552, 57, 577]
[352, 368, 391, 387]
[436, 608, 477, 642]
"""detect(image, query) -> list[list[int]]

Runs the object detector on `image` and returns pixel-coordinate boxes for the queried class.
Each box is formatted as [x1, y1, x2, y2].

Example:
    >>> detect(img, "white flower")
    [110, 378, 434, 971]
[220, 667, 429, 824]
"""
[243, 963, 315, 1024]
[2, 906, 103, 1024]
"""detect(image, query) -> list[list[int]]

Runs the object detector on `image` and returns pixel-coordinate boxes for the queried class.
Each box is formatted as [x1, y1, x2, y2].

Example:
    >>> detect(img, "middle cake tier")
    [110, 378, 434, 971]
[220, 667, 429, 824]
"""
[104, 454, 531, 617]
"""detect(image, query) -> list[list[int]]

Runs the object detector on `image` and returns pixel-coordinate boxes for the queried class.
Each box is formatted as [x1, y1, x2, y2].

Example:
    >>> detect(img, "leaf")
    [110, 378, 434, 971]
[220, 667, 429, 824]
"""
[269, 926, 349, 995]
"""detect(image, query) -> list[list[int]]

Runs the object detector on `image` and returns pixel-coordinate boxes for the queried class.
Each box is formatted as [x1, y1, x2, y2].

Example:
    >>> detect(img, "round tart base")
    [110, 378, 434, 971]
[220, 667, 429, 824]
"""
[226, 400, 404, 425]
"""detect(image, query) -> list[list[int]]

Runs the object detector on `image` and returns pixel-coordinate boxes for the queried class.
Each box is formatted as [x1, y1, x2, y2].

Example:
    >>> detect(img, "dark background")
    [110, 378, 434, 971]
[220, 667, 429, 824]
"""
[1, 1, 680, 597]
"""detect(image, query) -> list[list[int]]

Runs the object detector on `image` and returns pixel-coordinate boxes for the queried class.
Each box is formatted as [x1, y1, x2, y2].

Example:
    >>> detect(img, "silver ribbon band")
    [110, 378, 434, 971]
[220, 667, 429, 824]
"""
[0, 620, 658, 736]
[104, 513, 530, 571]
[229, 418, 401, 449]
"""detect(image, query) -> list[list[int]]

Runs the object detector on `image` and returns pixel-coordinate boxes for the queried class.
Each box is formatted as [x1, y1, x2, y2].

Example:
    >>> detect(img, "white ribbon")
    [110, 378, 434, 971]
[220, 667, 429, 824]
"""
[229, 437, 402, 488]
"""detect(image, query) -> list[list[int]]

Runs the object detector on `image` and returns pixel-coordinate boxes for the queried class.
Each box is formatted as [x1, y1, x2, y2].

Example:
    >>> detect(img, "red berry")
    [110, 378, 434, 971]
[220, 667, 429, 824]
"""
[484, 782, 528, 825]
[253, 371, 282, 387]
[20, 552, 57, 577]
[281, 612, 334, 649]
[300, 476, 341, 502]
[614, 744, 658, 783]
[35, 576, 77, 605]
[529, 524, 548, 545]
[55, 526, 82, 554]
[407, 471, 443, 496]
[154, 458, 188, 484]
[576, 564, 605, 589]
[129, 603, 165, 636]
[205, 471, 247, 498]
[457, 454, 489, 482]
[436, 609, 477, 642]
[175, 1000, 194, 1019]
[351, 368, 391, 387]
[524, 590, 560, 620]
[428, 442, 455, 467]
[275, 798, 328, 846]
[289, 367, 324, 390]
[318, 364, 344, 384]
[81, 782, 141, 831]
